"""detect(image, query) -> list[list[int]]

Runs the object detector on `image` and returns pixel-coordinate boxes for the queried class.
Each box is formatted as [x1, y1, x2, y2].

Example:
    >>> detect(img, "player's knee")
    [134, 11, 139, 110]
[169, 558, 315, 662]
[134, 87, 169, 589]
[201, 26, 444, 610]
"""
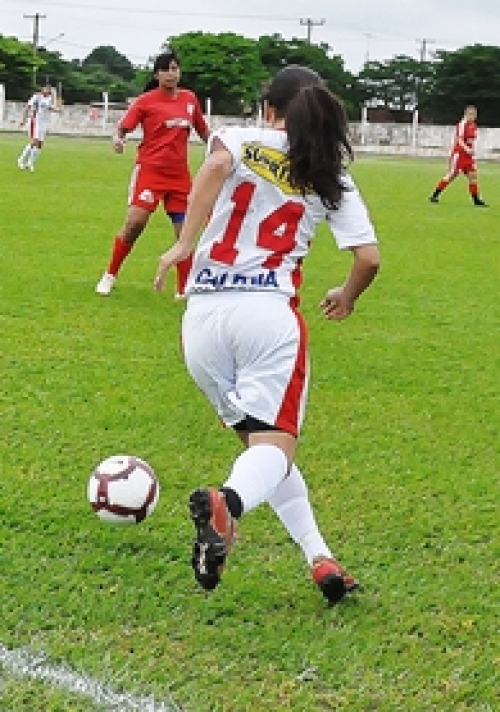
[123, 221, 146, 244]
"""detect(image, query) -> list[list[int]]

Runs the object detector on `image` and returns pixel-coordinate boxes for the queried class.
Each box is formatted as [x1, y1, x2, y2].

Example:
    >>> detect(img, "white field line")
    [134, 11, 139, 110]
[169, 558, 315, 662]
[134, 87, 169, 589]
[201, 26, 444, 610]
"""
[0, 643, 182, 711]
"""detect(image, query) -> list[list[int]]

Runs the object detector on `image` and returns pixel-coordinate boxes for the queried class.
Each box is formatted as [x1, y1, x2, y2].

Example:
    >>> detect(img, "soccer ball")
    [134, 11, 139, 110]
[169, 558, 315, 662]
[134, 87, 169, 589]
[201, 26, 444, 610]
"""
[88, 455, 159, 524]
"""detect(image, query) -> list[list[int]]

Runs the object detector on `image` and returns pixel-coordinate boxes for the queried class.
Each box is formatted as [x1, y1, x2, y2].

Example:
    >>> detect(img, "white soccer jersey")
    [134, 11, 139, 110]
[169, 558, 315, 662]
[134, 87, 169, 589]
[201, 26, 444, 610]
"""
[27, 93, 53, 140]
[185, 126, 377, 300]
[28, 92, 53, 122]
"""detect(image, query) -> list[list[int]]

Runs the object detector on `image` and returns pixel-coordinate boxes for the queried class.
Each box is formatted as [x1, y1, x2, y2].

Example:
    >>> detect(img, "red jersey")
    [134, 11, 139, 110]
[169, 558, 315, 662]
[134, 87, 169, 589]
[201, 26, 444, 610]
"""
[453, 119, 477, 156]
[120, 87, 208, 175]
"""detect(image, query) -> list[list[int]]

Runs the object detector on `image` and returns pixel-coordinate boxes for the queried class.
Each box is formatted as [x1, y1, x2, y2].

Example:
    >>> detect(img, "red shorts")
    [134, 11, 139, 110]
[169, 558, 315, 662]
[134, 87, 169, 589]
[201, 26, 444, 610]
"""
[128, 163, 191, 213]
[450, 151, 476, 175]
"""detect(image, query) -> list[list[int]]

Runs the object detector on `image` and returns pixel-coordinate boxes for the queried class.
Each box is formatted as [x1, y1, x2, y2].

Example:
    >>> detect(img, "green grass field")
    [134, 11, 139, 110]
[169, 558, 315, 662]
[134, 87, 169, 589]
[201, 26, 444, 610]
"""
[1, 132, 499, 711]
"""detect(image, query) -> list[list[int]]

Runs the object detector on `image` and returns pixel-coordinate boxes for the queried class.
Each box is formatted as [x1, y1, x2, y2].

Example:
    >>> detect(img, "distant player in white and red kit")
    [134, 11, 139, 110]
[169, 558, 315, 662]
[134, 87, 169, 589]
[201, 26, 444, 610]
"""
[429, 105, 487, 206]
[17, 83, 58, 172]
[96, 49, 209, 297]
[154, 65, 380, 605]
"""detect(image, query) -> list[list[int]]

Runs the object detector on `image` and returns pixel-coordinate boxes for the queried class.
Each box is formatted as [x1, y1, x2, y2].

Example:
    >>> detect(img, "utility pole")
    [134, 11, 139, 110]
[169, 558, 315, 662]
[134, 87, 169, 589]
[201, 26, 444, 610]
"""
[417, 37, 436, 63]
[24, 12, 46, 87]
[300, 17, 325, 44]
[415, 38, 435, 110]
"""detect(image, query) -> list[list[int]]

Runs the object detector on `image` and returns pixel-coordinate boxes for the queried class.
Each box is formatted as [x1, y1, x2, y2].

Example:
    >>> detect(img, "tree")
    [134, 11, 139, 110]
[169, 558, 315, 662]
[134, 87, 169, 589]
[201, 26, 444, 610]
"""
[165, 32, 267, 115]
[358, 55, 431, 112]
[257, 34, 358, 116]
[0, 35, 41, 99]
[82, 46, 135, 81]
[425, 45, 500, 125]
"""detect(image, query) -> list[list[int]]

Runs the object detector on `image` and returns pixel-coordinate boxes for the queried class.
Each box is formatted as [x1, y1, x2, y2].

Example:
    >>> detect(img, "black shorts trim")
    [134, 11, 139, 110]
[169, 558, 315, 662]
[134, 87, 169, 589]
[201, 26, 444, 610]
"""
[233, 416, 279, 433]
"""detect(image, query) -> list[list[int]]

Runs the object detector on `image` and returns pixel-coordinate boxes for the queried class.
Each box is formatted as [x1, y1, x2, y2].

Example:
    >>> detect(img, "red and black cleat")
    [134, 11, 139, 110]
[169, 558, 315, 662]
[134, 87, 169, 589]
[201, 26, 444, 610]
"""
[311, 557, 360, 604]
[189, 487, 236, 591]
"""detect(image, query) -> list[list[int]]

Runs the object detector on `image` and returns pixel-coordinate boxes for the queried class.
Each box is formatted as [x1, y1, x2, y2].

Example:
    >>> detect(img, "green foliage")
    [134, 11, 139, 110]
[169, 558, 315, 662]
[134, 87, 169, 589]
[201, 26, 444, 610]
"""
[358, 55, 433, 111]
[82, 45, 136, 81]
[426, 44, 500, 125]
[0, 35, 40, 98]
[167, 31, 268, 114]
[0, 135, 499, 710]
[2, 31, 500, 122]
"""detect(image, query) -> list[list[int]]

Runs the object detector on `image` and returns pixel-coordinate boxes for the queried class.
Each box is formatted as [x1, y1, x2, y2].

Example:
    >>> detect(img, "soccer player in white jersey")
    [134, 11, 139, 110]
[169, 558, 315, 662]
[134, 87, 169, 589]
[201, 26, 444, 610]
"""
[154, 65, 381, 604]
[17, 83, 58, 172]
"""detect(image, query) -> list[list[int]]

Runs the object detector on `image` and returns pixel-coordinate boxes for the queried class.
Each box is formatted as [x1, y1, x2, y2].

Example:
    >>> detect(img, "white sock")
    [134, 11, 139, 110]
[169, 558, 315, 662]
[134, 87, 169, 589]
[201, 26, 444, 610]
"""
[30, 146, 41, 166]
[20, 145, 31, 162]
[267, 463, 333, 566]
[223, 444, 288, 514]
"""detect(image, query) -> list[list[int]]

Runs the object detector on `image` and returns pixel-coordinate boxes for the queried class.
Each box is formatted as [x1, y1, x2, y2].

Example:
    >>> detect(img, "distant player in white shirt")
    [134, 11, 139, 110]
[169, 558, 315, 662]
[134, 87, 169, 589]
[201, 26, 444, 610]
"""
[154, 65, 381, 605]
[17, 83, 58, 172]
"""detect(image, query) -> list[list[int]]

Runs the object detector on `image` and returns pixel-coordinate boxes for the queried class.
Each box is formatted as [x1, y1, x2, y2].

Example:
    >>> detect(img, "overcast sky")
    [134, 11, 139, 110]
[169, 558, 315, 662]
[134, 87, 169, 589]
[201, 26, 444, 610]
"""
[3, 0, 500, 73]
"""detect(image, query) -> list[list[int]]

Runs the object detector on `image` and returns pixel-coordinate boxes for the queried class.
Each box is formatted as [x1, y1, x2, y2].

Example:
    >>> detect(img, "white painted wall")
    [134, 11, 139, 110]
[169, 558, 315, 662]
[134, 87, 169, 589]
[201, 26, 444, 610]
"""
[2, 99, 500, 159]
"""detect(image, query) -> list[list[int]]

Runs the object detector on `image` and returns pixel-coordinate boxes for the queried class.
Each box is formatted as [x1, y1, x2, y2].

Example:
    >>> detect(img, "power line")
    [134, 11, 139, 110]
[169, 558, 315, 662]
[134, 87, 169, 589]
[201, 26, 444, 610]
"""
[300, 17, 326, 44]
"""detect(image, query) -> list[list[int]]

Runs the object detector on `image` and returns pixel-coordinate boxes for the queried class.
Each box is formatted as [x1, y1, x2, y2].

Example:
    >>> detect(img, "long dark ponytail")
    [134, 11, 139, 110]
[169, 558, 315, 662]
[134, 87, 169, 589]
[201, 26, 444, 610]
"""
[265, 65, 353, 210]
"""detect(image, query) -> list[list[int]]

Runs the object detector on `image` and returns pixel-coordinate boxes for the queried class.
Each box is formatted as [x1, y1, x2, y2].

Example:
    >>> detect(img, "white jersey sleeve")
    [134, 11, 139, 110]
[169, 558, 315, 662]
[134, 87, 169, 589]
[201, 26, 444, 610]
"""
[327, 174, 378, 250]
[206, 127, 246, 171]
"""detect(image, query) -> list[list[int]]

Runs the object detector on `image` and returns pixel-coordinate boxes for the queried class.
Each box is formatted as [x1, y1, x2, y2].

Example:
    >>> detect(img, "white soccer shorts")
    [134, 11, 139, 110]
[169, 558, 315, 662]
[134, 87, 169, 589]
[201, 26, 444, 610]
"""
[29, 118, 47, 142]
[181, 292, 309, 437]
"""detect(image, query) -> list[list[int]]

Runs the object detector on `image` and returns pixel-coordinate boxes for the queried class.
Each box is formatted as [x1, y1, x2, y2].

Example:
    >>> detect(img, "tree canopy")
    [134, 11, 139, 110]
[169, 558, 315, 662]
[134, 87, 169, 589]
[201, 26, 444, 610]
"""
[1, 32, 500, 125]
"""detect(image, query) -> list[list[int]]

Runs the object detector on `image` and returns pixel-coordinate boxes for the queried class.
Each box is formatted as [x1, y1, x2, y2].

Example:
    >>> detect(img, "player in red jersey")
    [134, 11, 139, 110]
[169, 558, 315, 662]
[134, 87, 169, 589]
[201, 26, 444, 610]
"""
[154, 65, 380, 604]
[429, 105, 487, 206]
[96, 50, 210, 296]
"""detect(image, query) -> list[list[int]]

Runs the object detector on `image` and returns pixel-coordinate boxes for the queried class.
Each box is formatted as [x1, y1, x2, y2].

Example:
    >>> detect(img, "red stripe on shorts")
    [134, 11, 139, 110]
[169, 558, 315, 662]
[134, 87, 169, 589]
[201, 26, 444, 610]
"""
[274, 307, 308, 437]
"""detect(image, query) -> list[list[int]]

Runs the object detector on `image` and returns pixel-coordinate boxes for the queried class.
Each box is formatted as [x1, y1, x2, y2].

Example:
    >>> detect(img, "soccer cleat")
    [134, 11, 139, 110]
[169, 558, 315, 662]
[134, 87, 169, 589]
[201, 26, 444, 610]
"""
[95, 272, 116, 296]
[429, 195, 439, 203]
[17, 158, 27, 170]
[311, 556, 360, 604]
[189, 487, 236, 591]
[473, 199, 488, 207]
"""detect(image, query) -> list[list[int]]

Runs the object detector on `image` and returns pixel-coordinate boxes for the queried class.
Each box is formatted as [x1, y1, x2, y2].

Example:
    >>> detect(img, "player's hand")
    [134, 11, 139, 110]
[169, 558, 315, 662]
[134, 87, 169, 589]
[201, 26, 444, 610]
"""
[320, 287, 354, 321]
[112, 135, 125, 154]
[154, 243, 191, 292]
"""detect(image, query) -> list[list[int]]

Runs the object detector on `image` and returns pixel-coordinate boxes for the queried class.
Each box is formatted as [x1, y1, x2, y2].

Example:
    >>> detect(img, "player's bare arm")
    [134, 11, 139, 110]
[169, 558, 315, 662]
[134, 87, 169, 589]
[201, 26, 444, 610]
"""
[320, 244, 380, 320]
[19, 104, 30, 126]
[112, 126, 129, 153]
[154, 141, 232, 291]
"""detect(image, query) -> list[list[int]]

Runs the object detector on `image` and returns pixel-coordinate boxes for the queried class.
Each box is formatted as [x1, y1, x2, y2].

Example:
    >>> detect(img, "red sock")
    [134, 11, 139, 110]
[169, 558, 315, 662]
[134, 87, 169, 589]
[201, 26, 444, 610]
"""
[469, 183, 479, 197]
[436, 178, 449, 192]
[107, 236, 133, 276]
[176, 253, 193, 296]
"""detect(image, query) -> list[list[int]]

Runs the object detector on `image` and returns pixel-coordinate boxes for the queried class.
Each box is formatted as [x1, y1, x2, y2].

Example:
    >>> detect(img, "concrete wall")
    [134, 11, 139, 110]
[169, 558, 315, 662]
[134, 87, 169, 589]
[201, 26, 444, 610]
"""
[3, 99, 500, 159]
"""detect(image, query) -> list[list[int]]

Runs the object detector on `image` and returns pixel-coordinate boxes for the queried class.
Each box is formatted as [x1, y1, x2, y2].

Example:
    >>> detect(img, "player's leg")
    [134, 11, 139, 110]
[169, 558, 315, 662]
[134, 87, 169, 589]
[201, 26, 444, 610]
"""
[96, 166, 156, 295]
[18, 120, 38, 169]
[429, 155, 458, 202]
[266, 463, 359, 602]
[17, 142, 32, 169]
[27, 135, 44, 171]
[232, 424, 358, 602]
[183, 294, 355, 601]
[170, 217, 193, 299]
[182, 295, 300, 589]
[164, 184, 193, 298]
[465, 167, 488, 206]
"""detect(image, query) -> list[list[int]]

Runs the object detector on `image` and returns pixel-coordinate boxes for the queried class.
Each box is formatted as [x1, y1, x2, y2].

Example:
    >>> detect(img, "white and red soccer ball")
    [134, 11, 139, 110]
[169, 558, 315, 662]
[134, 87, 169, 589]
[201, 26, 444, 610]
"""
[88, 455, 159, 524]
